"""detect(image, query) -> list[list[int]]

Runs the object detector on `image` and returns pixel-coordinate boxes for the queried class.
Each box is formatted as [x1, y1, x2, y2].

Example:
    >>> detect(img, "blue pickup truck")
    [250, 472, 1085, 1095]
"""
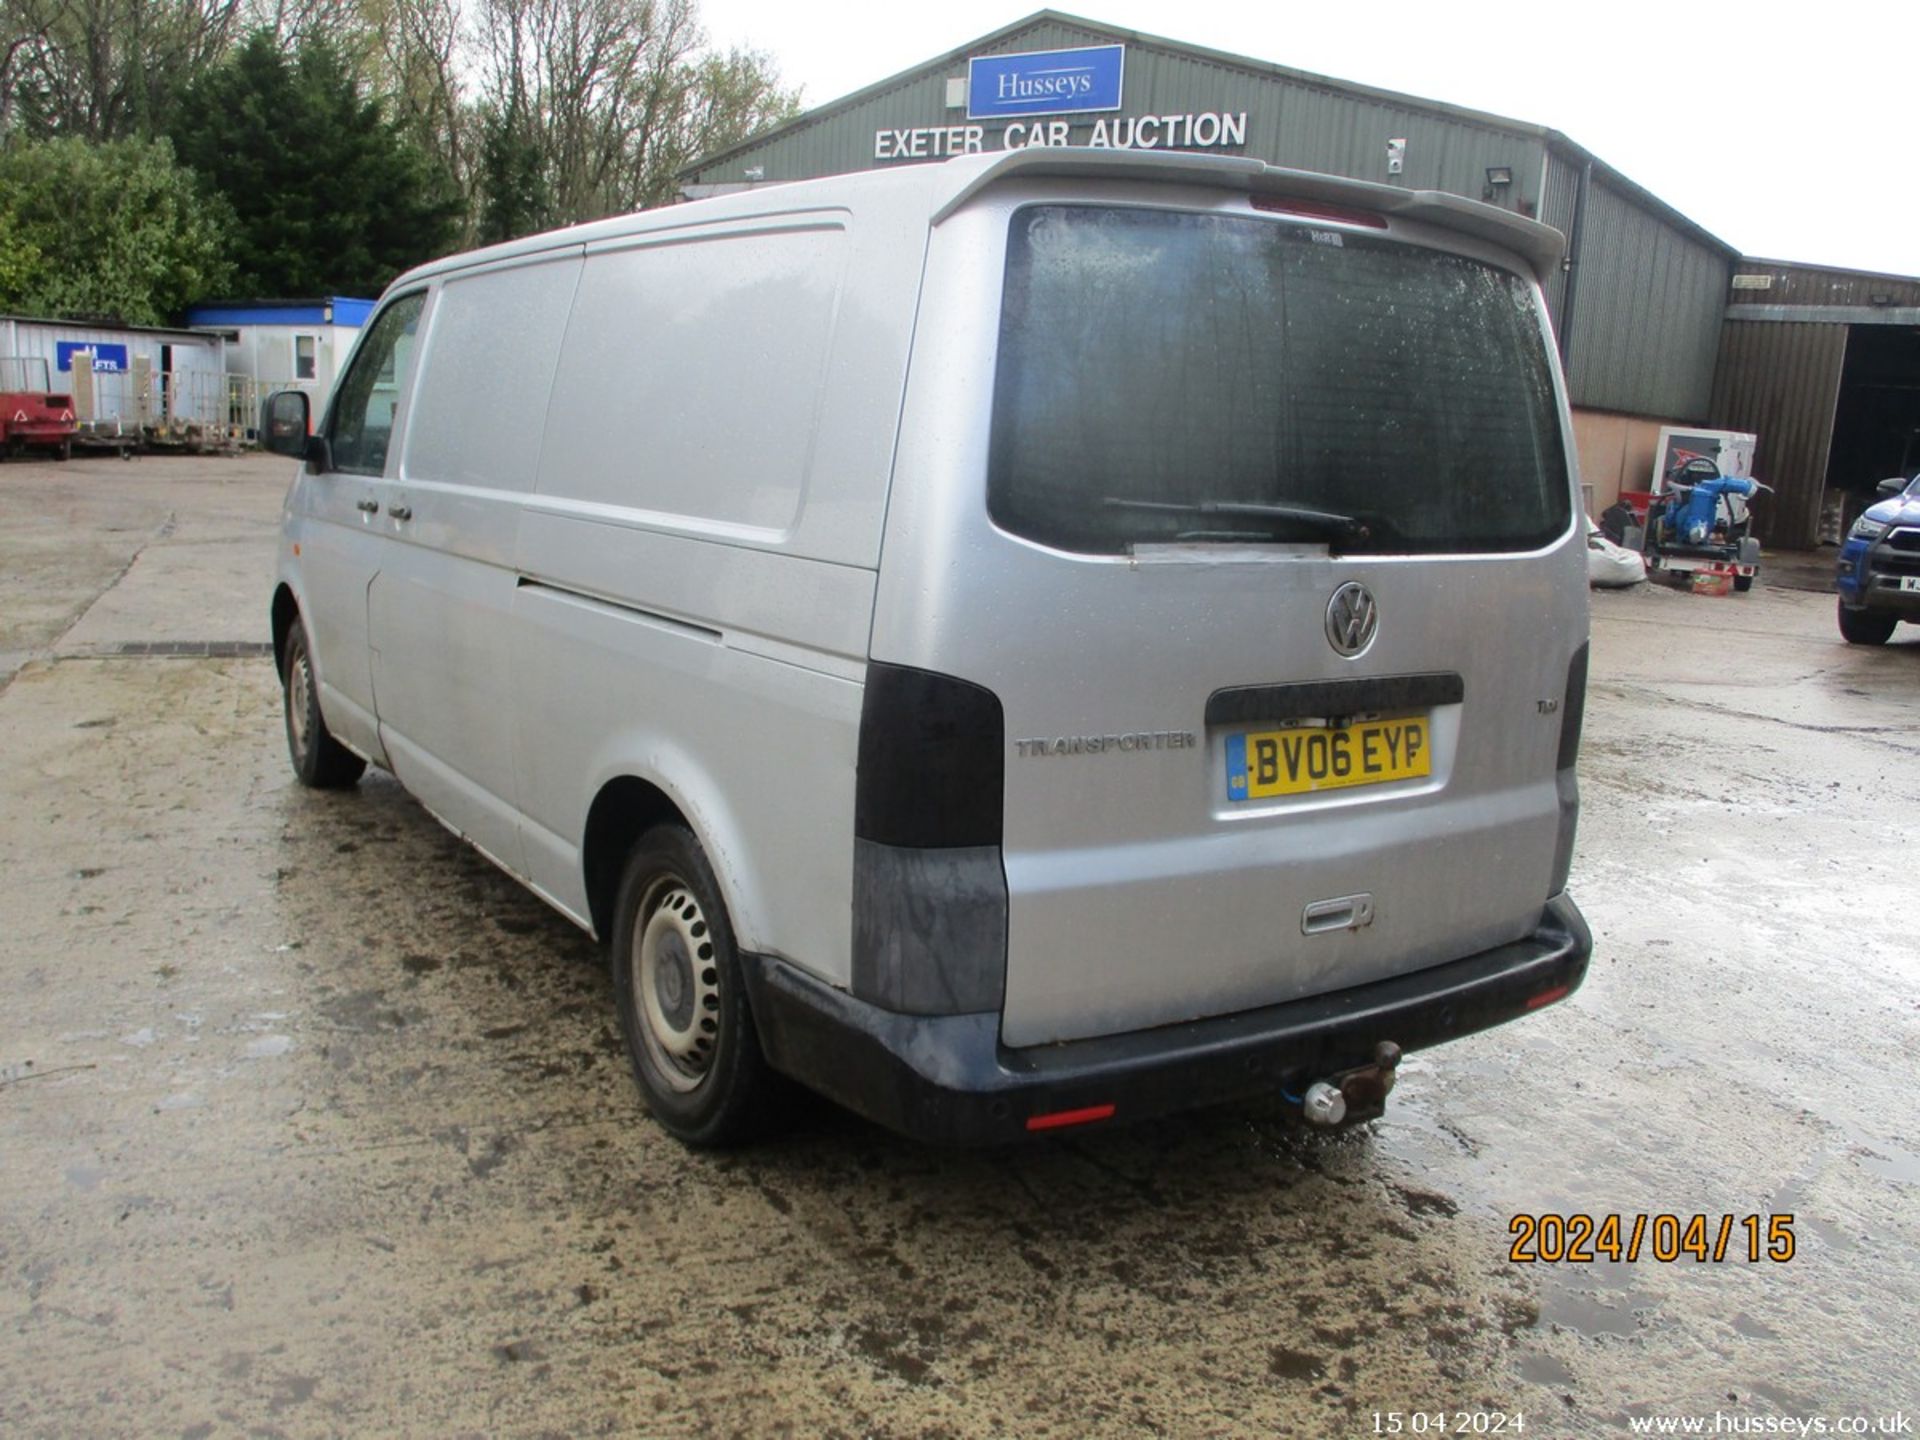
[1837, 473, 1920, 644]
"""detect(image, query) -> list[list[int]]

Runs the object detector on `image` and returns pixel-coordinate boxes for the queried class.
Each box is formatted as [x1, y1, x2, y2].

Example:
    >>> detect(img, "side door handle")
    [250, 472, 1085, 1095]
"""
[356, 498, 379, 514]
[387, 505, 413, 521]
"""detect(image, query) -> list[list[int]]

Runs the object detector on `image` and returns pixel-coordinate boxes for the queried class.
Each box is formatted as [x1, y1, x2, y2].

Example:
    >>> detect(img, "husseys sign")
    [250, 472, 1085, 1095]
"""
[967, 45, 1124, 119]
[872, 44, 1248, 162]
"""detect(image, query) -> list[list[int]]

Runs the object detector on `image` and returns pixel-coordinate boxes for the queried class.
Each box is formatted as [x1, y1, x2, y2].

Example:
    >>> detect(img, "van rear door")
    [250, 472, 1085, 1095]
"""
[873, 178, 1587, 1049]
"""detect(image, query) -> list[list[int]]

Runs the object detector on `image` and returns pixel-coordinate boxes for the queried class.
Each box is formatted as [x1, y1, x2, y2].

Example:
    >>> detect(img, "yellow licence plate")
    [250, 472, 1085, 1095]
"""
[1225, 716, 1431, 801]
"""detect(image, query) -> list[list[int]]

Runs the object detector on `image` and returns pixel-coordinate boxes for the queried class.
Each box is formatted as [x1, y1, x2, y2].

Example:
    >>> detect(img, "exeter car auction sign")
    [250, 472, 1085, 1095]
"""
[874, 112, 1249, 161]
[874, 44, 1247, 162]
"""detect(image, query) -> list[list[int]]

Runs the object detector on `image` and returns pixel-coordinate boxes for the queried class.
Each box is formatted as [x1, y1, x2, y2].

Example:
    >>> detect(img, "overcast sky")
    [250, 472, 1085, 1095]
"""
[696, 0, 1911, 277]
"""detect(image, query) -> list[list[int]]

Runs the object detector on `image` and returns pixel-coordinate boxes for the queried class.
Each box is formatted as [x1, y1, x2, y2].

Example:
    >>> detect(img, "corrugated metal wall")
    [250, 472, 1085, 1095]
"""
[0, 318, 227, 425]
[1730, 264, 1920, 310]
[1536, 151, 1581, 324]
[1562, 178, 1729, 419]
[696, 18, 1549, 215]
[1709, 320, 1848, 549]
[691, 16, 1744, 425]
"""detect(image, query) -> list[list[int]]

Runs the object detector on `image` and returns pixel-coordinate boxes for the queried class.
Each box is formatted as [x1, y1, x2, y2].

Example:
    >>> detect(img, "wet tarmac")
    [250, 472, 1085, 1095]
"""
[2, 455, 1916, 1438]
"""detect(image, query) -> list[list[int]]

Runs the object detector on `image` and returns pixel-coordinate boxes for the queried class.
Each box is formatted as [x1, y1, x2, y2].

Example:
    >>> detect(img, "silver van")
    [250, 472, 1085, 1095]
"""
[268, 148, 1591, 1147]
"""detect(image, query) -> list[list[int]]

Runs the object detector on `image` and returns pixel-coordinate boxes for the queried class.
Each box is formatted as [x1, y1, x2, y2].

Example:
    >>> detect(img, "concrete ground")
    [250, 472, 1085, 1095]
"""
[1, 454, 1915, 1439]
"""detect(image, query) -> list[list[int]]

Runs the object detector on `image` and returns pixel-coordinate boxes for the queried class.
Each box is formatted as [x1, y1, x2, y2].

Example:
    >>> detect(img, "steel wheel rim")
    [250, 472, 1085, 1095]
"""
[631, 877, 722, 1092]
[288, 643, 313, 758]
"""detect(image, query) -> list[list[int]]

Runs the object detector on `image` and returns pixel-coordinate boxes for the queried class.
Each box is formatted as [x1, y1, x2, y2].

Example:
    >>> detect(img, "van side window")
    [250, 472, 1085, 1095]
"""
[327, 293, 426, 476]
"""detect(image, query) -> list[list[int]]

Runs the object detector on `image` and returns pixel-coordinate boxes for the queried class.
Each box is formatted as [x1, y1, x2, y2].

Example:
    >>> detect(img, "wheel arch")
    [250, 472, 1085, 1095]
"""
[581, 775, 692, 944]
[270, 583, 299, 679]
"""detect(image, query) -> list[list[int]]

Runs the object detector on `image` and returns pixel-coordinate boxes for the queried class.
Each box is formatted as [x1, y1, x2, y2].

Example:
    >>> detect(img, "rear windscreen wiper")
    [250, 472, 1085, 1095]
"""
[1102, 496, 1373, 549]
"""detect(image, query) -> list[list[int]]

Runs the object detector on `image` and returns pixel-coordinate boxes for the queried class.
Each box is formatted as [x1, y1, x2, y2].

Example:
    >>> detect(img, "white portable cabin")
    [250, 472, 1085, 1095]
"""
[186, 298, 372, 415]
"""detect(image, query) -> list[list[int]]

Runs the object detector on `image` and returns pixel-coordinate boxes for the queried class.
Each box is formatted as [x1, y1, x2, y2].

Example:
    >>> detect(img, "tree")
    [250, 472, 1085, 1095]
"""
[4, 0, 243, 140]
[470, 0, 796, 238]
[361, 0, 470, 209]
[475, 87, 549, 245]
[0, 137, 234, 323]
[168, 29, 463, 296]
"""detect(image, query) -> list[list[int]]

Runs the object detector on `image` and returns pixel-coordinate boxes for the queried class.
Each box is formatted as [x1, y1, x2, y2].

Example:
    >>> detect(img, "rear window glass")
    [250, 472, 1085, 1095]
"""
[987, 205, 1571, 555]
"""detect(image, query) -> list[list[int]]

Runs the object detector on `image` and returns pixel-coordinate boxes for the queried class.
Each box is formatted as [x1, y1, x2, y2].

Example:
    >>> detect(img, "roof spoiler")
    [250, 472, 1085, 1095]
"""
[929, 148, 1566, 282]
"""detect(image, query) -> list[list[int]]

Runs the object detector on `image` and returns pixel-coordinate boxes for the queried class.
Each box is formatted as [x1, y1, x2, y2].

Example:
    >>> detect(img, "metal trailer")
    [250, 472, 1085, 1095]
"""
[0, 356, 79, 459]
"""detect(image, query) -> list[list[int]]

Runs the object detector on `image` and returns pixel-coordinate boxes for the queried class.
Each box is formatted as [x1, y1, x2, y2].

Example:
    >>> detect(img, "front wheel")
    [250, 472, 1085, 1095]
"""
[1733, 573, 1754, 594]
[1837, 600, 1897, 646]
[610, 826, 773, 1147]
[281, 618, 368, 787]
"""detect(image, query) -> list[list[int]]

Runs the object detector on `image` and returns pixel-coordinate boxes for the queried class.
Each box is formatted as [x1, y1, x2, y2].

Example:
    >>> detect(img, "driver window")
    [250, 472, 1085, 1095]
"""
[327, 292, 425, 475]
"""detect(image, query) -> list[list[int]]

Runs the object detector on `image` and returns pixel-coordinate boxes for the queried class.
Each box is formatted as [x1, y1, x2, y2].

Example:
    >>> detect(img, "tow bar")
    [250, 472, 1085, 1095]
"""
[1297, 1041, 1402, 1128]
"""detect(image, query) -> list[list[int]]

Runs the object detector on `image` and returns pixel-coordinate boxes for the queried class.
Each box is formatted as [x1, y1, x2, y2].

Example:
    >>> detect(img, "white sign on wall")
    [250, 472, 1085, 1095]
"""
[874, 111, 1248, 162]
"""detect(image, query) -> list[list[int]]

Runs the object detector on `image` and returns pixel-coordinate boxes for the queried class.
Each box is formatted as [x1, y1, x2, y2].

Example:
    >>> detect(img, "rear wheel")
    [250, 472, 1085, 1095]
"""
[610, 825, 772, 1147]
[1837, 600, 1897, 646]
[280, 618, 367, 787]
[1733, 573, 1754, 593]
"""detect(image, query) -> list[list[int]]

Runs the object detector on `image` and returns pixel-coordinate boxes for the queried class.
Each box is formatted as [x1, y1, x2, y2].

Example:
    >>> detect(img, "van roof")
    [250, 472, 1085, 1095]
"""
[389, 148, 1566, 293]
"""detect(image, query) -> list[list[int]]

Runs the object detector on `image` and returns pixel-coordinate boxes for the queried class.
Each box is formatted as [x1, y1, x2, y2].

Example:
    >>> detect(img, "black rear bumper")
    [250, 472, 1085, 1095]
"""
[742, 894, 1592, 1146]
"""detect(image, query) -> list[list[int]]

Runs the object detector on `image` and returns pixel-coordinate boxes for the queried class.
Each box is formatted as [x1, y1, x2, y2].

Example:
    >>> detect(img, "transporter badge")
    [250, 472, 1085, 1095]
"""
[1325, 581, 1379, 658]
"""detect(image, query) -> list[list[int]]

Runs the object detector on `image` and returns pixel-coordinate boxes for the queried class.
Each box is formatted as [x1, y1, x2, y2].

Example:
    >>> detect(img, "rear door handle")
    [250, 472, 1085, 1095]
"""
[355, 498, 379, 513]
[1302, 893, 1375, 935]
[387, 504, 412, 521]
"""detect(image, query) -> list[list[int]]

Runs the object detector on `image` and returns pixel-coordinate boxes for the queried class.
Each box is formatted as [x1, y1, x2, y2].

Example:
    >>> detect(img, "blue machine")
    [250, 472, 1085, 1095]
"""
[1668, 474, 1763, 546]
[1642, 464, 1768, 593]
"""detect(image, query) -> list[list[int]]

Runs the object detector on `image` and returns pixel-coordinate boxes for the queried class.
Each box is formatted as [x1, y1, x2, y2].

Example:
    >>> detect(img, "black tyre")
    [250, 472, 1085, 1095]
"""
[1837, 600, 1897, 646]
[610, 825, 772, 1147]
[280, 618, 368, 788]
[1733, 573, 1754, 594]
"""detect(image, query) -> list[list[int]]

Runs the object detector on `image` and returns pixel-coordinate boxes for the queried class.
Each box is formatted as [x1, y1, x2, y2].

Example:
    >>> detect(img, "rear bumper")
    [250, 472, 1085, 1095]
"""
[743, 893, 1592, 1145]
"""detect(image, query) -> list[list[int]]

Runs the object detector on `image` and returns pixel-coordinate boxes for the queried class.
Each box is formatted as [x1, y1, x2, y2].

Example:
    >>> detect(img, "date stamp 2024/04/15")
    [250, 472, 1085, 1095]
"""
[1507, 1213, 1796, 1264]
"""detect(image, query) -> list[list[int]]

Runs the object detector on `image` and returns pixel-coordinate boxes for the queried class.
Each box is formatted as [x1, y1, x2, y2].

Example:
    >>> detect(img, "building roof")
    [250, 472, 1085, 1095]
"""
[680, 9, 1737, 258]
[0, 313, 222, 341]
[185, 298, 376, 328]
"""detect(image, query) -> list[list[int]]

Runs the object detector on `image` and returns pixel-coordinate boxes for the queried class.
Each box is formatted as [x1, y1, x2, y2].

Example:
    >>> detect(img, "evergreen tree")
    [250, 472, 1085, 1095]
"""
[475, 90, 548, 246]
[168, 31, 464, 297]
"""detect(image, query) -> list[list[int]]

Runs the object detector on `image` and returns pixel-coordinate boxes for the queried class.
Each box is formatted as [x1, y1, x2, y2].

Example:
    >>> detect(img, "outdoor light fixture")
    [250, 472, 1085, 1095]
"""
[743, 166, 765, 181]
[1484, 165, 1513, 200]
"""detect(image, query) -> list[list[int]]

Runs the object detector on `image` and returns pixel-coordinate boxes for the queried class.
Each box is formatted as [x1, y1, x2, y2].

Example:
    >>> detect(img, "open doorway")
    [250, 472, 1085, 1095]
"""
[1826, 324, 1920, 504]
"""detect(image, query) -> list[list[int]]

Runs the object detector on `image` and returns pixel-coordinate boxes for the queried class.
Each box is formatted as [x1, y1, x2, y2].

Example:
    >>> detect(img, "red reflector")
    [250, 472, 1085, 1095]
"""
[1250, 194, 1388, 229]
[1525, 984, 1571, 1011]
[1025, 1103, 1116, 1132]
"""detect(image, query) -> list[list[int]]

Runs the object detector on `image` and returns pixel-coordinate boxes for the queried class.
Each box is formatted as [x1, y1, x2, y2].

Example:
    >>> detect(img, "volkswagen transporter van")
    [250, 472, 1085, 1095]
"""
[268, 148, 1592, 1147]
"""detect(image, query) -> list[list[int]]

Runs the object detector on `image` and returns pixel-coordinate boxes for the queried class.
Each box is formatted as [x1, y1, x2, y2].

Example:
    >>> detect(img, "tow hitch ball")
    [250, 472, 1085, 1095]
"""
[1299, 1041, 1402, 1128]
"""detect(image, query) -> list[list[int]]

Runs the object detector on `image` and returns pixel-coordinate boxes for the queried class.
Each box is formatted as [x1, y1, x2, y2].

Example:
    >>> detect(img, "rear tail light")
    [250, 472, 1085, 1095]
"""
[855, 663, 1004, 848]
[852, 662, 1008, 1016]
[1250, 195, 1388, 229]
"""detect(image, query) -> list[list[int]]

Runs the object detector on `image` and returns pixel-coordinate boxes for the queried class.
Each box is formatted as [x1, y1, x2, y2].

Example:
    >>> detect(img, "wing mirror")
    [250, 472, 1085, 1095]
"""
[263, 391, 310, 459]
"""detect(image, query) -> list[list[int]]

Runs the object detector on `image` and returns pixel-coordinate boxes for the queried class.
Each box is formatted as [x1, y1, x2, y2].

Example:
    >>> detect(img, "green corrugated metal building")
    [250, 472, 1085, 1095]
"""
[682, 11, 1916, 547]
